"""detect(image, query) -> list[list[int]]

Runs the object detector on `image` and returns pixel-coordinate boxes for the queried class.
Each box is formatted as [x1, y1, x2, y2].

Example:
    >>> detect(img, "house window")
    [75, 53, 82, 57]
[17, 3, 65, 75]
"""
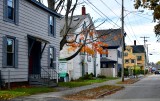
[137, 56, 142, 61]
[102, 54, 107, 57]
[118, 50, 121, 58]
[7, 0, 14, 20]
[101, 63, 108, 68]
[4, 0, 19, 24]
[49, 46, 56, 68]
[87, 54, 91, 62]
[127, 48, 130, 52]
[49, 15, 56, 37]
[124, 52, 128, 56]
[102, 64, 106, 68]
[131, 59, 135, 63]
[7, 38, 14, 66]
[125, 59, 129, 63]
[101, 49, 108, 57]
[2, 36, 18, 68]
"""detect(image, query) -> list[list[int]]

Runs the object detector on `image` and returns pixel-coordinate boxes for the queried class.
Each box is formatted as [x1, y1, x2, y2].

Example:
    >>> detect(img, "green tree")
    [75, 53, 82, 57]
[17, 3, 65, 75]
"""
[134, 0, 160, 36]
[156, 61, 160, 65]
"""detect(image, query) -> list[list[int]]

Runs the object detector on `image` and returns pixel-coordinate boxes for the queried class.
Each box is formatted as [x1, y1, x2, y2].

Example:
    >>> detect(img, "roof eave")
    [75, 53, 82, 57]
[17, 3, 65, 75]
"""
[29, 0, 62, 18]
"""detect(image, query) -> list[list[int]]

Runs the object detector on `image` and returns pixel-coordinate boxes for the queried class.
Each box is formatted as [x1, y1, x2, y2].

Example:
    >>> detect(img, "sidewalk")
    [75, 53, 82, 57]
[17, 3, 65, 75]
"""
[12, 78, 123, 101]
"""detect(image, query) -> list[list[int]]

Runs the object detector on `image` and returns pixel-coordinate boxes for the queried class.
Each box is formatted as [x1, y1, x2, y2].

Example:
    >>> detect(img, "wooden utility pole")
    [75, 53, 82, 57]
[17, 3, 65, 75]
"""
[140, 36, 150, 45]
[121, 0, 124, 82]
[140, 36, 150, 75]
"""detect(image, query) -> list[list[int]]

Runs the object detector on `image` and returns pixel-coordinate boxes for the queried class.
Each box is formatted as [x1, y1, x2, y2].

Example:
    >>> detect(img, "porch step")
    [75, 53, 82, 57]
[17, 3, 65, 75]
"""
[29, 78, 58, 87]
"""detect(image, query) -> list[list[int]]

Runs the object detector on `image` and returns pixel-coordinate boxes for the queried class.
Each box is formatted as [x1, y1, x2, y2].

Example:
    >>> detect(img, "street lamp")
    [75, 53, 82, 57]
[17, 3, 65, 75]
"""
[124, 10, 144, 18]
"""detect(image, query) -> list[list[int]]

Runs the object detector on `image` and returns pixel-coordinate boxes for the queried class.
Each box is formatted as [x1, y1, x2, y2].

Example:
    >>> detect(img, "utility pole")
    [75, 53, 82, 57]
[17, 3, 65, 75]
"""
[121, 0, 124, 82]
[146, 44, 151, 63]
[140, 36, 150, 45]
[140, 36, 150, 75]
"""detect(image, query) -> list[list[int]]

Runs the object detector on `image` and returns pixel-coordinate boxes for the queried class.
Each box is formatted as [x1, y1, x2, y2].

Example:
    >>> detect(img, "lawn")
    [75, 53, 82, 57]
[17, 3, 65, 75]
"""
[0, 87, 57, 100]
[58, 77, 119, 88]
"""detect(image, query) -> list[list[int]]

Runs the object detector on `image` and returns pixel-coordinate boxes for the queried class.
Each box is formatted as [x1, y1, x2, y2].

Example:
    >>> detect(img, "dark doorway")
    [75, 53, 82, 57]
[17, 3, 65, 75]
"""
[28, 38, 41, 75]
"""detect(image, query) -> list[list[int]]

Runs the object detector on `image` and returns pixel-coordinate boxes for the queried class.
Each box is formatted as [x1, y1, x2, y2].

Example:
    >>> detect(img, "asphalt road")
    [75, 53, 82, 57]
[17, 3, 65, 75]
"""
[90, 75, 160, 101]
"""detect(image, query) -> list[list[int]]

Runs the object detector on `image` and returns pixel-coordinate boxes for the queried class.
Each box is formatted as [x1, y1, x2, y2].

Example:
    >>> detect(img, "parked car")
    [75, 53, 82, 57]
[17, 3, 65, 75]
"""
[155, 71, 160, 74]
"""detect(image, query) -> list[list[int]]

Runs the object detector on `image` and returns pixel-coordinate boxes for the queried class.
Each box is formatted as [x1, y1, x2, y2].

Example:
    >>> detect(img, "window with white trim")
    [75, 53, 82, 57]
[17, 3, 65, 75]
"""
[49, 46, 56, 68]
[49, 15, 56, 37]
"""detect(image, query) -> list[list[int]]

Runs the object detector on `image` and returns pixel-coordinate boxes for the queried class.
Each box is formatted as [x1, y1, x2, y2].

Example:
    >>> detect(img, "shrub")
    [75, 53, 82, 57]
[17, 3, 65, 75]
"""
[118, 71, 121, 77]
[97, 75, 106, 79]
[78, 73, 94, 80]
[124, 68, 129, 77]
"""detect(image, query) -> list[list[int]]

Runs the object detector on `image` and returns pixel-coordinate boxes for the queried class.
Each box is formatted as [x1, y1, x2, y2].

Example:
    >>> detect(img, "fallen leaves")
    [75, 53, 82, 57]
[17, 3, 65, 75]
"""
[63, 85, 124, 100]
[117, 78, 139, 84]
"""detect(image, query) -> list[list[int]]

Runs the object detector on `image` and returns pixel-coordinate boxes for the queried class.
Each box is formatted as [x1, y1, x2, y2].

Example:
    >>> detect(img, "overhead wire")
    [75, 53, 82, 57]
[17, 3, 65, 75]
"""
[84, 0, 122, 46]
[99, 0, 122, 28]
[99, 0, 119, 18]
[122, 1, 142, 45]
[114, 0, 121, 6]
[124, 22, 135, 43]
[125, 14, 141, 44]
[98, 0, 133, 45]
[85, 0, 121, 28]
[83, 0, 143, 47]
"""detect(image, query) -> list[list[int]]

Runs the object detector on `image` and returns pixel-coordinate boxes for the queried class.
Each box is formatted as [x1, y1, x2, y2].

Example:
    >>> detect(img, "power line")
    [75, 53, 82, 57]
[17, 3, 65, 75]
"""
[86, 0, 120, 28]
[99, 0, 122, 28]
[99, 0, 119, 18]
[114, 0, 121, 6]
[124, 23, 136, 43]
[83, 0, 112, 29]
[83, 0, 104, 19]
[126, 15, 141, 45]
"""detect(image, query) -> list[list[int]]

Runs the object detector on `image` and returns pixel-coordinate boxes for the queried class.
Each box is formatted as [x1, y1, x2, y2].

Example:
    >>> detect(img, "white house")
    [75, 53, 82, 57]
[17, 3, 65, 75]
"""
[96, 29, 123, 77]
[60, 8, 101, 80]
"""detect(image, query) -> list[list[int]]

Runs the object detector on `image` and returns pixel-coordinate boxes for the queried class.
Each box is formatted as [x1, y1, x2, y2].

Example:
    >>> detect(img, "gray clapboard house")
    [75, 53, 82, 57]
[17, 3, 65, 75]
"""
[0, 0, 61, 87]
[96, 29, 124, 77]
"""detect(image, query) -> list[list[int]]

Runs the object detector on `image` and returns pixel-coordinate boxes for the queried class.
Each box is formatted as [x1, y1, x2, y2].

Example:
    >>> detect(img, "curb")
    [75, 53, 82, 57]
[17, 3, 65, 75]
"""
[94, 86, 125, 99]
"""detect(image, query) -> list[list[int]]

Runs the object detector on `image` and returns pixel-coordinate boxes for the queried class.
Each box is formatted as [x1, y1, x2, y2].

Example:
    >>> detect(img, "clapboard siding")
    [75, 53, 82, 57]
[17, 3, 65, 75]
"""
[0, 0, 60, 83]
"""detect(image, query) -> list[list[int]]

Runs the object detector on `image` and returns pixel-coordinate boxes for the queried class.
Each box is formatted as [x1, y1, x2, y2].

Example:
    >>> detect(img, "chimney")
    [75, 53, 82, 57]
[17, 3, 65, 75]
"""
[134, 40, 136, 46]
[82, 5, 86, 15]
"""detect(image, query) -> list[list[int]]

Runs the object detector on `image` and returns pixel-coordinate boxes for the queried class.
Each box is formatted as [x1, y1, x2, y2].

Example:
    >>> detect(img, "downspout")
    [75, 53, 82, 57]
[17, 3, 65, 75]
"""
[94, 55, 96, 77]
[116, 49, 118, 77]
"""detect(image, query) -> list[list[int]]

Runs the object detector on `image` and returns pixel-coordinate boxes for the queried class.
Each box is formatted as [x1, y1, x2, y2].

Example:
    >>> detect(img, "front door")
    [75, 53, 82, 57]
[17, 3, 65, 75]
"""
[28, 38, 41, 75]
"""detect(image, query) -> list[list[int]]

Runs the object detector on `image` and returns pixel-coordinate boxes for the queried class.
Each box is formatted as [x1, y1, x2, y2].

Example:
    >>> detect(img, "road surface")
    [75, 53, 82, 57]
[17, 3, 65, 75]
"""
[90, 75, 160, 101]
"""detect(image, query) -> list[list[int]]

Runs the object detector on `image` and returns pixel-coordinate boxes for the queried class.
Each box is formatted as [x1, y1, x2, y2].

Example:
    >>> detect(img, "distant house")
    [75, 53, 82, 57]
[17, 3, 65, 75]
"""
[60, 9, 101, 80]
[0, 0, 61, 87]
[96, 29, 124, 77]
[124, 44, 147, 74]
[131, 45, 146, 70]
[124, 46, 137, 75]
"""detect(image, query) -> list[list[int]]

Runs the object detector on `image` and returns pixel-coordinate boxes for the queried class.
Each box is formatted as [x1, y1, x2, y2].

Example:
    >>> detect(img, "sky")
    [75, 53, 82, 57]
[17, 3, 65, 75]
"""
[73, 0, 160, 63]
[44, 0, 160, 63]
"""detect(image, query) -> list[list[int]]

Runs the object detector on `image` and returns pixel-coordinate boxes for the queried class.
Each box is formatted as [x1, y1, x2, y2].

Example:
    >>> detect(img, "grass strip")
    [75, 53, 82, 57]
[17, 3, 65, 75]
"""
[0, 87, 57, 100]
[58, 77, 119, 88]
